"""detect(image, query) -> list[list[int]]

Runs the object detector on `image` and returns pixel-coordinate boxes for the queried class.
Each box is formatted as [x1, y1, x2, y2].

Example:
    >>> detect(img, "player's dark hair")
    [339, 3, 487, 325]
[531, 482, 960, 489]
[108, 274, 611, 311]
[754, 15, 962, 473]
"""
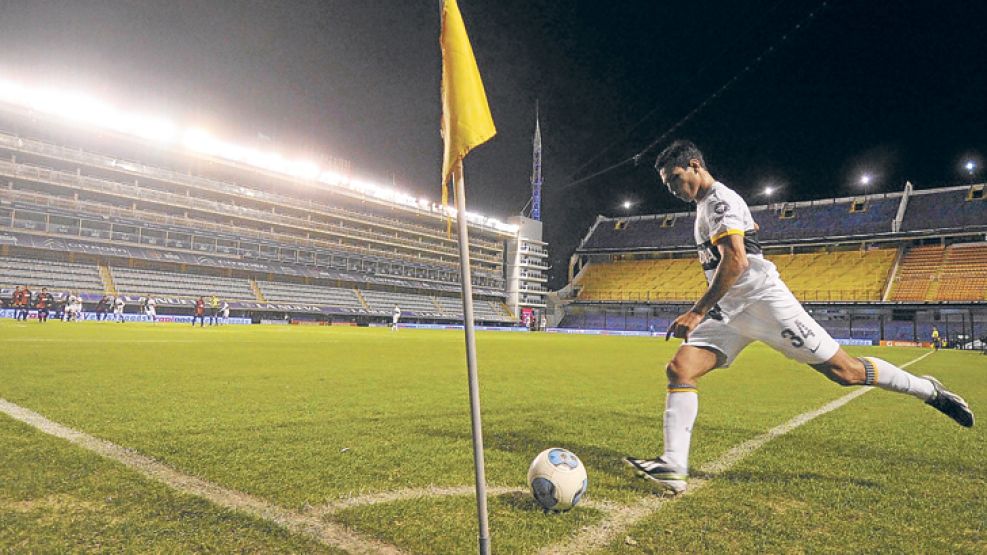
[654, 140, 706, 173]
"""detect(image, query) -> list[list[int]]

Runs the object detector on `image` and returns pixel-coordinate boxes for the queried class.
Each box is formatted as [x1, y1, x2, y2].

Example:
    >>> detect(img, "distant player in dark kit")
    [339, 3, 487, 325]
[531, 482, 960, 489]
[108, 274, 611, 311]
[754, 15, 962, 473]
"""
[95, 295, 110, 321]
[35, 287, 53, 323]
[193, 297, 206, 327]
[14, 285, 31, 321]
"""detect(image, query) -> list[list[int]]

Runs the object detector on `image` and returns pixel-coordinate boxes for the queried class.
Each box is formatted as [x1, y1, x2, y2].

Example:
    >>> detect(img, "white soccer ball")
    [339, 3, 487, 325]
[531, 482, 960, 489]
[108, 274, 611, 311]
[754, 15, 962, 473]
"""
[527, 448, 588, 512]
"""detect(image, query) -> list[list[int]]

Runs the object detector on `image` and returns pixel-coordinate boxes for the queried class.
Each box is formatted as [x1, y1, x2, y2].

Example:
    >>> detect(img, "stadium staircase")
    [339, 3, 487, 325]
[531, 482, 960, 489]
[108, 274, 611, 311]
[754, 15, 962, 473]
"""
[430, 296, 444, 313]
[354, 288, 370, 311]
[98, 264, 118, 296]
[250, 278, 267, 302]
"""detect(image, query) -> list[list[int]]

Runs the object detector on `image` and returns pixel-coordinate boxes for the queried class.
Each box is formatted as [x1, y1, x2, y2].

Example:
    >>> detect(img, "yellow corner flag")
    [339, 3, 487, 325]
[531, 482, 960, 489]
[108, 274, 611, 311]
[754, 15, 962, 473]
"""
[440, 0, 496, 208]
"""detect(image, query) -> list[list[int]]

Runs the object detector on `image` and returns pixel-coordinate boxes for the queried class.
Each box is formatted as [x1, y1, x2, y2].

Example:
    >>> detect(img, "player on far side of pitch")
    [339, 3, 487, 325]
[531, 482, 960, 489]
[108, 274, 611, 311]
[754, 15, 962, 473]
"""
[624, 140, 974, 495]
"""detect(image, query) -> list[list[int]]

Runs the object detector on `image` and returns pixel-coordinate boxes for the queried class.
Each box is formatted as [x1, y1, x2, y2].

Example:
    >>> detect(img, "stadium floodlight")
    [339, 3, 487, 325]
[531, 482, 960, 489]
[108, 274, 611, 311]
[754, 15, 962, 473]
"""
[859, 174, 872, 186]
[965, 161, 976, 175]
[764, 186, 775, 196]
[622, 200, 633, 210]
[0, 74, 521, 234]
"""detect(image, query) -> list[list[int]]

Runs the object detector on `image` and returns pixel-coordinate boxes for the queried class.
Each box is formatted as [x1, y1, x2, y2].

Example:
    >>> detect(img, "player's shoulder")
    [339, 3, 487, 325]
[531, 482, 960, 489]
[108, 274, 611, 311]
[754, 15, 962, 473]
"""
[703, 182, 748, 210]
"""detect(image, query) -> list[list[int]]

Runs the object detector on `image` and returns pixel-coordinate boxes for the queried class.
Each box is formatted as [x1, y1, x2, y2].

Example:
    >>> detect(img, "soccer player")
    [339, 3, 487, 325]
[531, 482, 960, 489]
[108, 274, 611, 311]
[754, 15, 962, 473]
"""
[624, 141, 975, 494]
[392, 305, 401, 332]
[65, 291, 79, 322]
[145, 296, 157, 323]
[209, 295, 220, 325]
[94, 295, 110, 321]
[193, 296, 206, 327]
[219, 300, 230, 325]
[113, 296, 125, 323]
[15, 285, 31, 321]
[35, 287, 53, 323]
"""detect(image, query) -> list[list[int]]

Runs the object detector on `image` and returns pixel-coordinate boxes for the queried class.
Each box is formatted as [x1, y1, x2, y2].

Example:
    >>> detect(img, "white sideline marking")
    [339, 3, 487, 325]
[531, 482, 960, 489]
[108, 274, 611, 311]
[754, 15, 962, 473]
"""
[0, 399, 403, 555]
[540, 350, 935, 554]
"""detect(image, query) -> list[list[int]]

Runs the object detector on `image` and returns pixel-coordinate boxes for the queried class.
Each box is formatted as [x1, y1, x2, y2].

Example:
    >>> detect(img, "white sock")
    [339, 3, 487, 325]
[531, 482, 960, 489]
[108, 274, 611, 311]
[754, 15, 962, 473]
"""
[662, 386, 698, 469]
[860, 357, 935, 400]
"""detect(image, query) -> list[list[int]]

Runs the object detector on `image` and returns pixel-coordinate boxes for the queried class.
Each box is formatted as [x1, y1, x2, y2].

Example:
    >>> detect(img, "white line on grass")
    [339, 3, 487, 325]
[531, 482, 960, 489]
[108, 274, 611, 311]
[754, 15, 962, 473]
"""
[540, 350, 935, 554]
[306, 485, 617, 518]
[0, 399, 404, 555]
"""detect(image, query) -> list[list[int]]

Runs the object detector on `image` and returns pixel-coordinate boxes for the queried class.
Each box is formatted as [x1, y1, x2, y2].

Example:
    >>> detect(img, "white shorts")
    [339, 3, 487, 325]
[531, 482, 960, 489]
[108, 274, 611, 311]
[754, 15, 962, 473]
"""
[686, 286, 840, 368]
[146, 308, 156, 317]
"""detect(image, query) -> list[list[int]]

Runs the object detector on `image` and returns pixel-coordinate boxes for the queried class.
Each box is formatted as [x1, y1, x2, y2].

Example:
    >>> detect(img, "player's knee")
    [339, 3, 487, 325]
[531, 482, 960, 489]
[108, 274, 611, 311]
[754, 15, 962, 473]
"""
[666, 359, 697, 384]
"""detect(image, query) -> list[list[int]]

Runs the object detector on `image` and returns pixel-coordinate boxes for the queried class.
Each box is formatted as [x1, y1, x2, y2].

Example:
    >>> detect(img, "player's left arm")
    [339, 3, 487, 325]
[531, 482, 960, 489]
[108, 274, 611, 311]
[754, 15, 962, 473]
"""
[667, 234, 749, 339]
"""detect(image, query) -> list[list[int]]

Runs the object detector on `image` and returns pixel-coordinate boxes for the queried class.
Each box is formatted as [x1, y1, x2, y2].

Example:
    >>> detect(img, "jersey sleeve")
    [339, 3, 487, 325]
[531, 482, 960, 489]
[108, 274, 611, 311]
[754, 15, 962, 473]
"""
[706, 190, 750, 245]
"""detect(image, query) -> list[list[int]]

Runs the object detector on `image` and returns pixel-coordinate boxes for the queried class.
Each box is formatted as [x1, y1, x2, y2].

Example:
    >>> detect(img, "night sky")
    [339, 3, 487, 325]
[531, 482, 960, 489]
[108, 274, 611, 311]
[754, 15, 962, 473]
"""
[1, 1, 984, 287]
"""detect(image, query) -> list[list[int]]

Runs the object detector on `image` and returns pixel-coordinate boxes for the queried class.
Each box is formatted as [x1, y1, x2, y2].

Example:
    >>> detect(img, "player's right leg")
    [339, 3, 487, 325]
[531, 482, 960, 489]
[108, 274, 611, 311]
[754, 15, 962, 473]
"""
[625, 320, 750, 494]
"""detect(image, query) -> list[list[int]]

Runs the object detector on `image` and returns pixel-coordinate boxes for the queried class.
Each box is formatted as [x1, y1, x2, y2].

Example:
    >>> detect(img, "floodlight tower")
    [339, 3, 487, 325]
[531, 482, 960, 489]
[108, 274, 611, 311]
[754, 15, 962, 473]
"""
[530, 105, 542, 221]
[505, 106, 549, 325]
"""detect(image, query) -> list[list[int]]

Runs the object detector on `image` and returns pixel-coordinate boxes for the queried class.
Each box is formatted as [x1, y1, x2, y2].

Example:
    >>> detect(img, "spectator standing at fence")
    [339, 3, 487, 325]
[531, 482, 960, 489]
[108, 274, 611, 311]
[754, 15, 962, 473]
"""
[193, 297, 206, 327]
[932, 326, 941, 351]
[35, 287, 53, 323]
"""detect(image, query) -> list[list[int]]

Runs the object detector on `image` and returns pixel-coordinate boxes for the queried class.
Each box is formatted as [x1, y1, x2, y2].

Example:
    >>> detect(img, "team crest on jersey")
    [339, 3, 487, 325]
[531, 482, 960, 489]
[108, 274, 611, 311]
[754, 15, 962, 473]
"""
[713, 201, 730, 215]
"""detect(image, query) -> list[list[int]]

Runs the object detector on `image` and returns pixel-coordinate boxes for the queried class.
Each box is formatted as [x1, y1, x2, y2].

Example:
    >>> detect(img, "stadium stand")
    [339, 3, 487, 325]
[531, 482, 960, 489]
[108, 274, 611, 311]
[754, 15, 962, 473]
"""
[574, 248, 895, 303]
[769, 248, 896, 301]
[110, 266, 256, 300]
[578, 195, 902, 253]
[0, 112, 531, 323]
[257, 281, 365, 311]
[0, 256, 105, 293]
[901, 186, 987, 232]
[359, 289, 448, 319]
[890, 244, 987, 302]
[575, 258, 706, 302]
[566, 183, 987, 344]
[755, 198, 898, 242]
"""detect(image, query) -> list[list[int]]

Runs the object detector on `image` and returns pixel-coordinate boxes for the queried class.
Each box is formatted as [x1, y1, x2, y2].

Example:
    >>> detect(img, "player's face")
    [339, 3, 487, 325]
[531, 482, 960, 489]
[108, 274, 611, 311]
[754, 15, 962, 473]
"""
[659, 164, 701, 202]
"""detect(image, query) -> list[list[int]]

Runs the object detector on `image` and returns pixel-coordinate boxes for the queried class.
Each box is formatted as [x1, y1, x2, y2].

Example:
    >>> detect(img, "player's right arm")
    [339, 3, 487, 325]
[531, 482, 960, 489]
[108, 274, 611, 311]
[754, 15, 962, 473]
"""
[667, 233, 749, 339]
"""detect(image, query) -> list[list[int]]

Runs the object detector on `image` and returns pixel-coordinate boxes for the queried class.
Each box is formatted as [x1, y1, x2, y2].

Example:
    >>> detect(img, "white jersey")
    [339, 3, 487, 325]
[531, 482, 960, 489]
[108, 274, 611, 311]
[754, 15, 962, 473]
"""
[694, 182, 783, 321]
[146, 298, 156, 309]
[114, 298, 125, 311]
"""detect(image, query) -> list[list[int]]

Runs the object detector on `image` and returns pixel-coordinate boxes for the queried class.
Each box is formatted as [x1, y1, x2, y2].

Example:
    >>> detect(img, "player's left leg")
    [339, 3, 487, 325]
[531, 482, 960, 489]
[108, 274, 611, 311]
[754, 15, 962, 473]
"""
[747, 290, 974, 428]
[812, 349, 973, 427]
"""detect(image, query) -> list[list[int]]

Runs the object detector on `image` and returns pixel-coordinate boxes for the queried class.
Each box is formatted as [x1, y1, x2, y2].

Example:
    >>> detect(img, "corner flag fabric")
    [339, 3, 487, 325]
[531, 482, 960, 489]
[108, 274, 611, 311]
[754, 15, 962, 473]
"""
[440, 0, 496, 203]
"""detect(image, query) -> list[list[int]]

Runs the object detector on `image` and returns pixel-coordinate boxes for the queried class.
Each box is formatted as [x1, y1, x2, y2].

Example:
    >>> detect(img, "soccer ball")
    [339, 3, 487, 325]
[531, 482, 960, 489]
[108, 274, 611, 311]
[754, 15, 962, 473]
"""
[527, 448, 588, 512]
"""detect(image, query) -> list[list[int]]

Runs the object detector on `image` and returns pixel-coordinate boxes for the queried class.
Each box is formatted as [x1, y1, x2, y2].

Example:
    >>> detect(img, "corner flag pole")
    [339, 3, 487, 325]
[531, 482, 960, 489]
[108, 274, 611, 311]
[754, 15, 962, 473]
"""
[439, 0, 496, 548]
[451, 161, 491, 554]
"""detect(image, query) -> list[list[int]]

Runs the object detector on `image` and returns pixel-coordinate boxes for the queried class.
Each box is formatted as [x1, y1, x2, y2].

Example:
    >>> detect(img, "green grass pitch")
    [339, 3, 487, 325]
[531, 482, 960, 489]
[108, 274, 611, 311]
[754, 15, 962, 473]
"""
[0, 320, 983, 553]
